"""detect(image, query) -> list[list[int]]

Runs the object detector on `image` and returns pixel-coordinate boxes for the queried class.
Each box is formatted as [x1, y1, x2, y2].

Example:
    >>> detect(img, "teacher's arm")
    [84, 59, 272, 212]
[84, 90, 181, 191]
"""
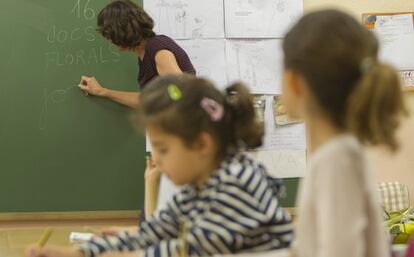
[79, 76, 140, 109]
[155, 50, 183, 75]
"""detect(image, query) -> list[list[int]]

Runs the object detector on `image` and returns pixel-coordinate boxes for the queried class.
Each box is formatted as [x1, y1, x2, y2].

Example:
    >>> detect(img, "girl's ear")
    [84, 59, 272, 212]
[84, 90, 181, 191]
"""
[285, 69, 305, 96]
[282, 69, 307, 120]
[191, 132, 216, 156]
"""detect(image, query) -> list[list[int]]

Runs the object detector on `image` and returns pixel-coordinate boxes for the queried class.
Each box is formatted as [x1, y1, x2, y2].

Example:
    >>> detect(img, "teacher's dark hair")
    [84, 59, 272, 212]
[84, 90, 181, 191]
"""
[97, 0, 155, 48]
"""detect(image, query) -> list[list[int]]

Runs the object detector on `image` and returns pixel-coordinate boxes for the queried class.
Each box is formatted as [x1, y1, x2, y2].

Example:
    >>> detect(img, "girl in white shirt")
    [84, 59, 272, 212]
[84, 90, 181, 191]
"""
[281, 9, 408, 257]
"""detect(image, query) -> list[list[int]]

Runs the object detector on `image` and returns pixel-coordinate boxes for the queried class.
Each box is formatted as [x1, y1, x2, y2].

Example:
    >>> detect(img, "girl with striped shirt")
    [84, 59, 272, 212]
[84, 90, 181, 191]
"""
[27, 75, 293, 257]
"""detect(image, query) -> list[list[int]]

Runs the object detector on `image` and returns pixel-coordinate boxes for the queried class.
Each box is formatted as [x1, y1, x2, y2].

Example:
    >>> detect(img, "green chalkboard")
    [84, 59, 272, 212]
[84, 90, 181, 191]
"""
[280, 178, 299, 207]
[0, 0, 146, 212]
[0, 0, 299, 213]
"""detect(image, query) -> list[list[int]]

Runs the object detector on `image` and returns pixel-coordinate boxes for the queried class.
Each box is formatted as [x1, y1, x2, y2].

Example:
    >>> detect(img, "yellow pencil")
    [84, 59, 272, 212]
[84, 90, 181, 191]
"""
[37, 228, 53, 248]
[179, 222, 188, 257]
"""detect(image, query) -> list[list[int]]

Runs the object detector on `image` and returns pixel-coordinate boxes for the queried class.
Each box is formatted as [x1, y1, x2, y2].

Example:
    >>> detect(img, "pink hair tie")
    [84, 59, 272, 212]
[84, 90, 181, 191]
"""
[200, 97, 224, 122]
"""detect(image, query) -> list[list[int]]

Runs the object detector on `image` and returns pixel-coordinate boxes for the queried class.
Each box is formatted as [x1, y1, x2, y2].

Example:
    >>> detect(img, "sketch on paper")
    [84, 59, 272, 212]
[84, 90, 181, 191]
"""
[400, 70, 414, 87]
[226, 39, 283, 94]
[372, 14, 414, 71]
[273, 95, 302, 126]
[225, 0, 303, 38]
[144, 0, 225, 39]
[177, 39, 228, 88]
[247, 149, 306, 178]
[259, 96, 306, 151]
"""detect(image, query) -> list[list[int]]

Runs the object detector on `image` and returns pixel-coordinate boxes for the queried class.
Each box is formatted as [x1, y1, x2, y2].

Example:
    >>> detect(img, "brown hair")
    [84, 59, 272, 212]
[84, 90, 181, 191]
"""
[137, 75, 264, 159]
[283, 9, 408, 151]
[97, 0, 155, 48]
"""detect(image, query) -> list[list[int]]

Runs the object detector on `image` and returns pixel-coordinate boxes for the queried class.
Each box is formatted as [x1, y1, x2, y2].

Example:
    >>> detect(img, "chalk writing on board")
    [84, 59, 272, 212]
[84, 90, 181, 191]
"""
[38, 85, 78, 130]
[71, 0, 96, 20]
[47, 25, 96, 44]
[45, 45, 121, 68]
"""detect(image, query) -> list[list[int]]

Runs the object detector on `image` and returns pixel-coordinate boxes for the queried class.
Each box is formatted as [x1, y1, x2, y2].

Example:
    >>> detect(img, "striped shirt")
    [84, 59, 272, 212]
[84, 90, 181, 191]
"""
[77, 153, 293, 257]
[138, 35, 196, 88]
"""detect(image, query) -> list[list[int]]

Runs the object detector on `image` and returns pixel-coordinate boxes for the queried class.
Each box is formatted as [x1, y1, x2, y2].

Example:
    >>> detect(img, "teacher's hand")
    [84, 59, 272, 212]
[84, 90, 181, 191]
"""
[79, 76, 107, 97]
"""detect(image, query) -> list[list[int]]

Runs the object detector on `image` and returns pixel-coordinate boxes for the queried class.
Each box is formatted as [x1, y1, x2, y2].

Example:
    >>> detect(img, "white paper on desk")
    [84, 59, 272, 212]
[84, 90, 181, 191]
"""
[374, 14, 414, 71]
[177, 39, 228, 89]
[143, 0, 225, 39]
[260, 96, 306, 150]
[69, 232, 94, 243]
[226, 39, 283, 94]
[247, 149, 306, 178]
[224, 0, 303, 38]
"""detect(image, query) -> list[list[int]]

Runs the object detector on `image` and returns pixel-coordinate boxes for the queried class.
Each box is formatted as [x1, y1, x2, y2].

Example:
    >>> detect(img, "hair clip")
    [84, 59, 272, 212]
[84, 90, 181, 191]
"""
[168, 84, 182, 101]
[200, 97, 224, 122]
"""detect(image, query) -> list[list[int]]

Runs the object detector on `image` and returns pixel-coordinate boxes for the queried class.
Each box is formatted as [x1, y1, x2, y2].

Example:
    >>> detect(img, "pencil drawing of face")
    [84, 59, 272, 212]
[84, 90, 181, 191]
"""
[277, 1, 286, 12]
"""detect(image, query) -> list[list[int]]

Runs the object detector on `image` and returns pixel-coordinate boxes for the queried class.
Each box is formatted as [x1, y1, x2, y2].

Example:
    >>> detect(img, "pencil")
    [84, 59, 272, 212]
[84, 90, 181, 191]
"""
[179, 222, 188, 257]
[37, 228, 53, 248]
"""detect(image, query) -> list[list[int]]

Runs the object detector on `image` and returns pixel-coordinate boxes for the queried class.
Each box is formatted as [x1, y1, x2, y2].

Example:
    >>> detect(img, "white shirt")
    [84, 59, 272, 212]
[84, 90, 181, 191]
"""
[156, 174, 181, 211]
[295, 135, 390, 257]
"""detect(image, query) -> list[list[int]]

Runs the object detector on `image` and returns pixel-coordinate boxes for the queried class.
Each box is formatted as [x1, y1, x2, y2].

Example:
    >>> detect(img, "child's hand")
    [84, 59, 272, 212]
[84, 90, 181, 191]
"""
[144, 156, 161, 182]
[100, 226, 138, 236]
[100, 250, 143, 257]
[26, 244, 83, 257]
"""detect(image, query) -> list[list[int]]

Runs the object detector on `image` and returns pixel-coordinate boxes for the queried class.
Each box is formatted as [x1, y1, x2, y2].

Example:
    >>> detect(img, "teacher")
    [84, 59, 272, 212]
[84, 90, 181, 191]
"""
[80, 0, 195, 225]
[79, 0, 196, 108]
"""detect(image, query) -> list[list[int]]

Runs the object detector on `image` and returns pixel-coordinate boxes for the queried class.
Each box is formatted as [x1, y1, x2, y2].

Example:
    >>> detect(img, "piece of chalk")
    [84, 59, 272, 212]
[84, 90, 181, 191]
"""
[69, 232, 94, 243]
[37, 228, 53, 248]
